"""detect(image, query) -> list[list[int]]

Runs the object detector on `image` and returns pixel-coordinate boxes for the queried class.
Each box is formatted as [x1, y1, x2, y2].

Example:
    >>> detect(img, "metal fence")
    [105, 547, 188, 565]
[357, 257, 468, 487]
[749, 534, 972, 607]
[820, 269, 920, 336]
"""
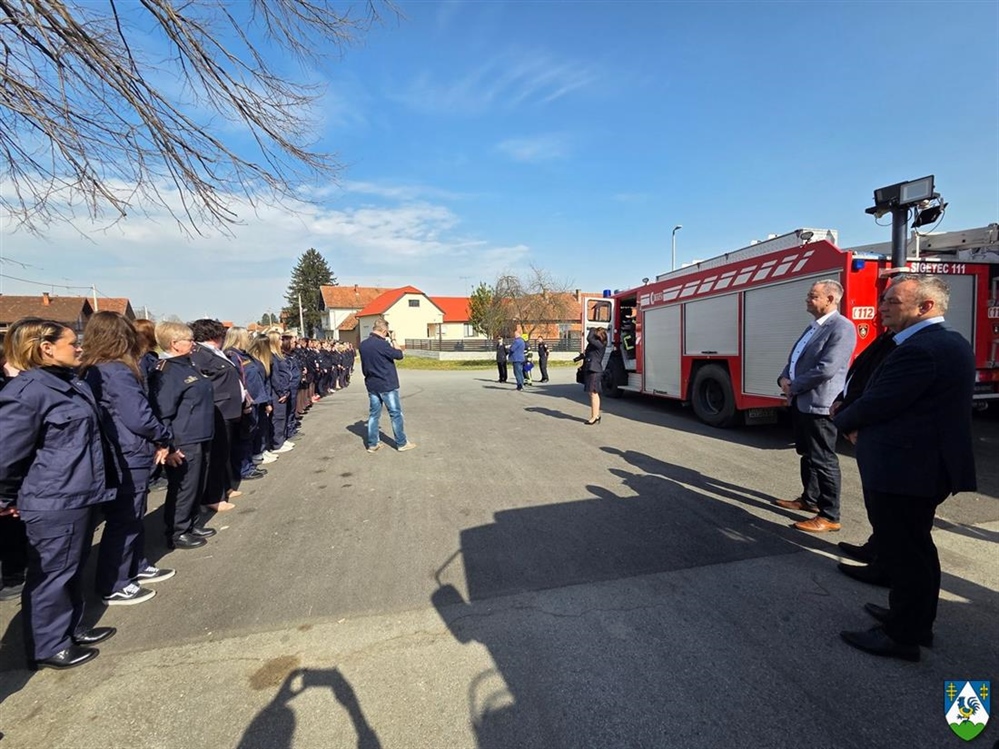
[403, 334, 583, 352]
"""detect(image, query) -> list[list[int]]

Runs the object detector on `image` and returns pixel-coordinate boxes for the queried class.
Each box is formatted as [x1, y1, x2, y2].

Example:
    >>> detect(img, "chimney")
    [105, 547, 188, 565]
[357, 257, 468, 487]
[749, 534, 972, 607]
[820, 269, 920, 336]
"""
[42, 292, 51, 306]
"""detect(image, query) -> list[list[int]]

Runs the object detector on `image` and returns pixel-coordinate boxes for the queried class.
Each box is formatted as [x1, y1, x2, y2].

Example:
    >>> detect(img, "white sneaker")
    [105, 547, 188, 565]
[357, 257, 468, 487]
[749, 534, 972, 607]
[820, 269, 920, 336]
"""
[272, 444, 294, 454]
[259, 453, 278, 463]
[283, 441, 296, 448]
[251, 453, 264, 464]
[397, 442, 417, 452]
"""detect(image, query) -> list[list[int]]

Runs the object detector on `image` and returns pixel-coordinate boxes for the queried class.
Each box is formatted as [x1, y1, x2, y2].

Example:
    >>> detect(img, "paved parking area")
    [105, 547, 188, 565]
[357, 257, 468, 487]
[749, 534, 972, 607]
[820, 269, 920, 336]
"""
[1, 368, 997, 748]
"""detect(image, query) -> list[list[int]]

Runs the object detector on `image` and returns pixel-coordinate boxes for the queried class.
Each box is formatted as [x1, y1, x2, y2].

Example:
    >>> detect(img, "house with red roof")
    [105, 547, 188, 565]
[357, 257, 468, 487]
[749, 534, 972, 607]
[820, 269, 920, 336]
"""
[355, 286, 451, 346]
[0, 293, 94, 339]
[319, 284, 390, 343]
[93, 297, 136, 319]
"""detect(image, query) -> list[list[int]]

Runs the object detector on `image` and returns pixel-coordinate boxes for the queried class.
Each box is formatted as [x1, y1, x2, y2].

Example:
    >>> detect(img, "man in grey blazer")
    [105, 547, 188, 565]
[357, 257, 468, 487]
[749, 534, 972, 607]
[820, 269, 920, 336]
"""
[775, 280, 857, 532]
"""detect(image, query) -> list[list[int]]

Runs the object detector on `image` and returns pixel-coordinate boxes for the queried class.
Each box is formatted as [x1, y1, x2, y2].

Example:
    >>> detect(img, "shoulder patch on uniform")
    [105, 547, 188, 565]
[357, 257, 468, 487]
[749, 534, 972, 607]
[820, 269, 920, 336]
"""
[155, 360, 168, 371]
[184, 375, 199, 384]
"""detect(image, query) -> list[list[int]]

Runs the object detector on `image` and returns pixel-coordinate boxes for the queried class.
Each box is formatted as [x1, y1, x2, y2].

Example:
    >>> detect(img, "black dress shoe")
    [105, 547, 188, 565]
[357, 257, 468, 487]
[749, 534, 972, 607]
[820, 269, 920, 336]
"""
[840, 626, 920, 662]
[838, 541, 876, 564]
[170, 533, 208, 550]
[863, 603, 933, 647]
[838, 562, 890, 587]
[242, 470, 266, 480]
[190, 526, 217, 538]
[30, 645, 99, 671]
[73, 626, 117, 645]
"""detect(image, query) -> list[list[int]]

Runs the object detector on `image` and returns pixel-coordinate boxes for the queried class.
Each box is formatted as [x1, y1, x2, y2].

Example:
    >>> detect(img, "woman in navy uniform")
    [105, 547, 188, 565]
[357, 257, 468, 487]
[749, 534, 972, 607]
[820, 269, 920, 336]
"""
[580, 327, 607, 425]
[0, 318, 118, 670]
[246, 335, 275, 464]
[266, 330, 293, 453]
[80, 312, 174, 606]
[149, 321, 216, 550]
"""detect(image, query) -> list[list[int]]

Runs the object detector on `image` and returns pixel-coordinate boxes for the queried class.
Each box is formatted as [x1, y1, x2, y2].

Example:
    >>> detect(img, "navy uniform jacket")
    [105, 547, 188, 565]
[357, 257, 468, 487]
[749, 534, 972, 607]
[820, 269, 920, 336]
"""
[583, 330, 606, 373]
[83, 361, 172, 470]
[140, 351, 159, 384]
[270, 355, 292, 401]
[359, 333, 402, 393]
[537, 342, 550, 363]
[190, 344, 243, 421]
[244, 359, 271, 406]
[833, 323, 976, 499]
[0, 367, 117, 511]
[149, 356, 215, 447]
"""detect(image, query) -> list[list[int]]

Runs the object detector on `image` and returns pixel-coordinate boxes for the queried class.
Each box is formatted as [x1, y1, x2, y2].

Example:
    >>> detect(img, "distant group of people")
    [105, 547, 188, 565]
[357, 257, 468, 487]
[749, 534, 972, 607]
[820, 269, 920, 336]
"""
[776, 276, 976, 662]
[0, 313, 352, 670]
[494, 335, 550, 389]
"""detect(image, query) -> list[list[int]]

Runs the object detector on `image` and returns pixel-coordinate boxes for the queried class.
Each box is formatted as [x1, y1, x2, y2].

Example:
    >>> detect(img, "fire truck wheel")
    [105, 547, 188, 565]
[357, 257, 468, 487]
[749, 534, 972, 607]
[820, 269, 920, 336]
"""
[691, 364, 738, 428]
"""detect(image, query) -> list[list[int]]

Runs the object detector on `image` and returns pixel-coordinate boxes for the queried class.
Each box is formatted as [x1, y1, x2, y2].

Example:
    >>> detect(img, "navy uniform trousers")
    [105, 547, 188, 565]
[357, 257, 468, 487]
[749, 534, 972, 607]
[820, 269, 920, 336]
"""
[20, 507, 95, 660]
[95, 465, 153, 596]
[164, 442, 210, 541]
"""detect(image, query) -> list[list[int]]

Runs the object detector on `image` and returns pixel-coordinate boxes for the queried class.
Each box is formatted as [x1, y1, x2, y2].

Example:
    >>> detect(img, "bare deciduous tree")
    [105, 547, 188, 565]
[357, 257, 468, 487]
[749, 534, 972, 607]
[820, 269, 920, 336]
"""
[494, 265, 576, 340]
[0, 0, 389, 234]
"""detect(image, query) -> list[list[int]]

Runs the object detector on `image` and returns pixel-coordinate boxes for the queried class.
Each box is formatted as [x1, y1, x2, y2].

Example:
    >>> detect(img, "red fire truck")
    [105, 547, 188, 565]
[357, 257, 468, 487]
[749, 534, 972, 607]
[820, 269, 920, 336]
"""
[601, 224, 999, 427]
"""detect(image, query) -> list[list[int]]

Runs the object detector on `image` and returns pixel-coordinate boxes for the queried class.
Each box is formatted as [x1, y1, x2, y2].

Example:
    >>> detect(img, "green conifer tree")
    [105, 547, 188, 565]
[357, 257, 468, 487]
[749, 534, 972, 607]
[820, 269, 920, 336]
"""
[283, 248, 336, 337]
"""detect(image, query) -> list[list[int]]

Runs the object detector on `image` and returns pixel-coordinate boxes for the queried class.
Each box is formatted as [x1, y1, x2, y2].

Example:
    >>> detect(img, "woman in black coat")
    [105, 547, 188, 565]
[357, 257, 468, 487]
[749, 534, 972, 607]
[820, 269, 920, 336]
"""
[582, 327, 607, 424]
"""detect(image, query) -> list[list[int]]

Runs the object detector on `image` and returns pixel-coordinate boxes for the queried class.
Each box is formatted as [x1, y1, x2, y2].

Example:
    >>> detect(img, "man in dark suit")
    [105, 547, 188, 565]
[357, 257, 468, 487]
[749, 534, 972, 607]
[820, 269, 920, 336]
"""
[830, 329, 897, 586]
[775, 280, 857, 532]
[834, 275, 976, 662]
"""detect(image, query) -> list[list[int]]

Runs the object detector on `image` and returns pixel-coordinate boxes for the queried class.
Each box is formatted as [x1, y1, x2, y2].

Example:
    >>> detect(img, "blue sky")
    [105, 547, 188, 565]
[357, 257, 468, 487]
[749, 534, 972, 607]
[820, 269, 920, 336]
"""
[1, 0, 996, 324]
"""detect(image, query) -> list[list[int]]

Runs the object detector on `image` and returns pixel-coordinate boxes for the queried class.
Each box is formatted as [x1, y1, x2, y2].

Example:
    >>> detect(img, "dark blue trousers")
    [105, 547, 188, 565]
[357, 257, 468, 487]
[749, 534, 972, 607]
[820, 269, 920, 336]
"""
[95, 465, 152, 596]
[20, 507, 95, 660]
[791, 405, 841, 522]
[165, 442, 210, 541]
[270, 399, 288, 449]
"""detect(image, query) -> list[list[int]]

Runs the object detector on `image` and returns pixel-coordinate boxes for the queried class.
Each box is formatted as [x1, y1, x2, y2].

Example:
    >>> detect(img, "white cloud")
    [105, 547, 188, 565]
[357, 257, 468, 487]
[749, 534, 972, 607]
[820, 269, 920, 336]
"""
[495, 134, 571, 163]
[0, 179, 532, 324]
[395, 49, 599, 115]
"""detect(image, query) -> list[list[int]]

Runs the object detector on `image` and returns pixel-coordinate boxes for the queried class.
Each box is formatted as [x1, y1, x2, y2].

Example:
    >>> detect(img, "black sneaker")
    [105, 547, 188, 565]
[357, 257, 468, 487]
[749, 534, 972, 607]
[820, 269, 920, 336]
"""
[134, 566, 176, 584]
[103, 583, 156, 606]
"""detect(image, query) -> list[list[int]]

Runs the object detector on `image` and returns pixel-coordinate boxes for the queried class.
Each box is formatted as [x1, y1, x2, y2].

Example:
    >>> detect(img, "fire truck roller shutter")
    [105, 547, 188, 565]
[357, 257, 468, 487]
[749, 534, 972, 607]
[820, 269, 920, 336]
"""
[691, 364, 738, 427]
[742, 274, 838, 397]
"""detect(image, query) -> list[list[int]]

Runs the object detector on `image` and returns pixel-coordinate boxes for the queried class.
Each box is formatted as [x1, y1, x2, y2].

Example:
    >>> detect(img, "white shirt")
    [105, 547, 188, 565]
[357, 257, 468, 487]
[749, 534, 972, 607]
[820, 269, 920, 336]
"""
[789, 310, 837, 380]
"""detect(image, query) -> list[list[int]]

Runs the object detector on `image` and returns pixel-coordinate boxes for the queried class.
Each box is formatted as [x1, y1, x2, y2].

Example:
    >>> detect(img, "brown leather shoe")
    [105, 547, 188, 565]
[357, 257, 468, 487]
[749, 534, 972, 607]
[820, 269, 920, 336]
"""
[774, 497, 820, 513]
[794, 515, 842, 532]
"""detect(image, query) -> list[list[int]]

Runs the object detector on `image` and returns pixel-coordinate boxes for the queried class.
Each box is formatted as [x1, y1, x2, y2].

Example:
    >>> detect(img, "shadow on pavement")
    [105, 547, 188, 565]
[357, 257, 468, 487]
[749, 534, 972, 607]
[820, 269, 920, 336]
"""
[237, 666, 381, 749]
[431, 448, 999, 749]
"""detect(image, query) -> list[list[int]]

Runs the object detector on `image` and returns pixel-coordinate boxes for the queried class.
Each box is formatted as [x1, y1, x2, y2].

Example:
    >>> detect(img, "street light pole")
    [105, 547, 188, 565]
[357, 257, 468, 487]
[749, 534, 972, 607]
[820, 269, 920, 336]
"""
[671, 224, 683, 271]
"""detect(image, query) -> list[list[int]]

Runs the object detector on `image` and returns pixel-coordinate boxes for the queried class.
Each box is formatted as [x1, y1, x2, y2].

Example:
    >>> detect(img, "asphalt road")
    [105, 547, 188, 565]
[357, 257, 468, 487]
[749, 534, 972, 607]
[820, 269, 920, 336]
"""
[1, 367, 997, 749]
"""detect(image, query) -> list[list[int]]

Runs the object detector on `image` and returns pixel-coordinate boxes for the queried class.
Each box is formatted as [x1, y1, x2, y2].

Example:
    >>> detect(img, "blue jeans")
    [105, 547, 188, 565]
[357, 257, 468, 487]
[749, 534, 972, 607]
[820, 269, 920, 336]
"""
[368, 390, 407, 448]
[512, 362, 525, 389]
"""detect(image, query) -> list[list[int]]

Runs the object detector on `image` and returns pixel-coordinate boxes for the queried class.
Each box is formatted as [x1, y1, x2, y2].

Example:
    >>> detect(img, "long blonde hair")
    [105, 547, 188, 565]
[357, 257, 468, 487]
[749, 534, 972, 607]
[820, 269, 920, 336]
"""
[248, 336, 272, 376]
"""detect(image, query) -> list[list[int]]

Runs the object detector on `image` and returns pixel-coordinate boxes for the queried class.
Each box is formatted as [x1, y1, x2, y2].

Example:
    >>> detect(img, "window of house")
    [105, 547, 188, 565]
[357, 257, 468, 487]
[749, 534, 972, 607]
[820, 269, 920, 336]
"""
[409, 299, 420, 308]
[464, 324, 476, 337]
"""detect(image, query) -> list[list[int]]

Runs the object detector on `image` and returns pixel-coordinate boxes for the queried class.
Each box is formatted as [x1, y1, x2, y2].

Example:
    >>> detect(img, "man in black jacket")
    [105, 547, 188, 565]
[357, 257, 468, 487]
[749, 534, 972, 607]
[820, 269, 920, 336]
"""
[495, 337, 508, 383]
[190, 319, 250, 511]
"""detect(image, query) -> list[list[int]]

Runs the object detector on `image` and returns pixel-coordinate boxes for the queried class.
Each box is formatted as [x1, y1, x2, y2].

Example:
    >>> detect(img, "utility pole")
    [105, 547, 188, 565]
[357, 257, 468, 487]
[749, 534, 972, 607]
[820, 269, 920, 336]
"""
[92, 284, 99, 311]
[298, 293, 305, 336]
[671, 225, 683, 271]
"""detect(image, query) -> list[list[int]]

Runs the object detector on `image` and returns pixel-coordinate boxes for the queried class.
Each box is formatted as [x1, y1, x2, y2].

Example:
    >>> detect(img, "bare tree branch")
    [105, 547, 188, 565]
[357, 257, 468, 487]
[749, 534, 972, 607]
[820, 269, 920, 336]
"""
[0, 0, 392, 234]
